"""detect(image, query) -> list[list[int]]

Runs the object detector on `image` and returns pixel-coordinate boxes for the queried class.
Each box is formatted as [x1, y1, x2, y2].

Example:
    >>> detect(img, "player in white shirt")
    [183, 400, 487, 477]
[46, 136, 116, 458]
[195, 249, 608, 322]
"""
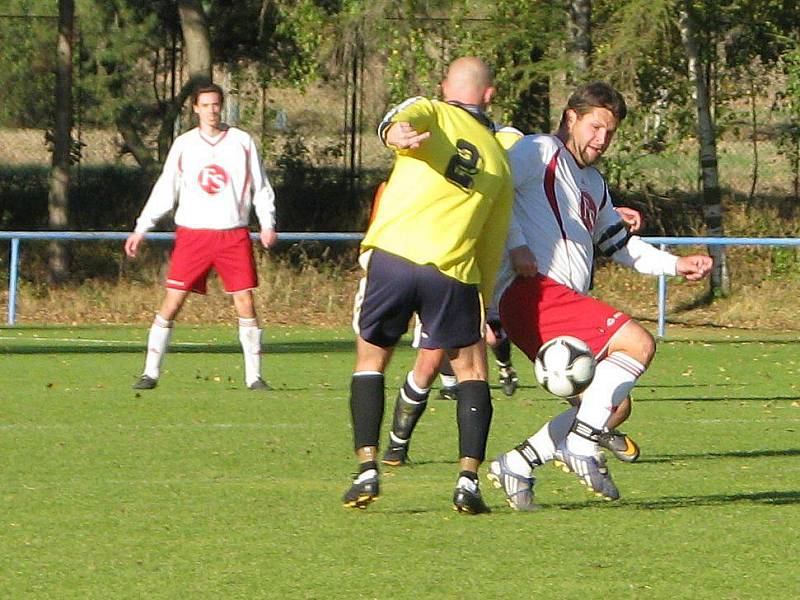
[124, 83, 277, 391]
[487, 82, 713, 509]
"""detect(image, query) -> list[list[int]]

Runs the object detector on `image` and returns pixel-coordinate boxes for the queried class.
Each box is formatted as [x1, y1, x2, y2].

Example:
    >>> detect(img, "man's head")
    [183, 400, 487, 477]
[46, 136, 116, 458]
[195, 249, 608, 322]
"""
[441, 57, 495, 110]
[557, 82, 627, 167]
[192, 83, 224, 132]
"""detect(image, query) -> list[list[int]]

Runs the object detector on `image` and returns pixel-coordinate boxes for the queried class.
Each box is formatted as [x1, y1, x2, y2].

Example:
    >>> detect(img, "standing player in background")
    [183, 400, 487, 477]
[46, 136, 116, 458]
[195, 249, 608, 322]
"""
[124, 83, 277, 391]
[487, 82, 712, 509]
[344, 56, 513, 514]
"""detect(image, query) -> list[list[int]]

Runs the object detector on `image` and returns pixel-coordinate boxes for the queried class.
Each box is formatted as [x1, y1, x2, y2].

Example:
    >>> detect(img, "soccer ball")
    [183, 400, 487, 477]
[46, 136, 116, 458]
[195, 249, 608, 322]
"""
[534, 336, 596, 397]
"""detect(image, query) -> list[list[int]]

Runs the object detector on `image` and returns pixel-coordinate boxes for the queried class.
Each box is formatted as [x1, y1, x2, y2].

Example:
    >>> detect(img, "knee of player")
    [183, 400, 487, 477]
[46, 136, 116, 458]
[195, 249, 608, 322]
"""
[617, 320, 656, 366]
[635, 326, 657, 365]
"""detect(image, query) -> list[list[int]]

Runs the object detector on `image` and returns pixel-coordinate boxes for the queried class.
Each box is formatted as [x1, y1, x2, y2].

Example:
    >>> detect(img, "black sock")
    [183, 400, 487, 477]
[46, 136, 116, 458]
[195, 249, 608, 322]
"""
[459, 470, 478, 482]
[359, 460, 378, 474]
[456, 380, 493, 461]
[492, 337, 512, 366]
[350, 373, 384, 450]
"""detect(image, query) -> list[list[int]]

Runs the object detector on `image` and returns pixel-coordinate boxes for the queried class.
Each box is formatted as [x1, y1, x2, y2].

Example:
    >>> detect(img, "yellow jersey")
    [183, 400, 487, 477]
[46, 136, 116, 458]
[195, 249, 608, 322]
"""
[363, 97, 514, 301]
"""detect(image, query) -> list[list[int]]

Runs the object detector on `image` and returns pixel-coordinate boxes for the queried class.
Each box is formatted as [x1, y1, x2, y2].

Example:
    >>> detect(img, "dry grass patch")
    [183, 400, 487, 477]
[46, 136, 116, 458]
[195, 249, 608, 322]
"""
[4, 246, 799, 331]
[8, 251, 361, 327]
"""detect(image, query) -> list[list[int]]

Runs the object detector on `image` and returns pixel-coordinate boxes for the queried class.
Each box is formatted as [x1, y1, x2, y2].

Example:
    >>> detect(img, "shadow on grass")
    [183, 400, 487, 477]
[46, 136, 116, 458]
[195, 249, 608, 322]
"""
[0, 340, 356, 355]
[641, 448, 800, 462]
[660, 336, 800, 345]
[550, 489, 800, 511]
[365, 489, 800, 515]
[633, 395, 800, 402]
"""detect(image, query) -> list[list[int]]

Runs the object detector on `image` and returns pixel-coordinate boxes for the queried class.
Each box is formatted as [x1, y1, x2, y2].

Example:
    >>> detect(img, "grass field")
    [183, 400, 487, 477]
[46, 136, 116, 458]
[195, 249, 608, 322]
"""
[1, 324, 799, 599]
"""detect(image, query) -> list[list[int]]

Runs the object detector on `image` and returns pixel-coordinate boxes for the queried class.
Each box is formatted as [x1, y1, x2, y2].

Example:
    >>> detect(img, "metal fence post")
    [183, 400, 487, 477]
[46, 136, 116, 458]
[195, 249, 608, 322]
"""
[656, 243, 668, 338]
[8, 237, 20, 325]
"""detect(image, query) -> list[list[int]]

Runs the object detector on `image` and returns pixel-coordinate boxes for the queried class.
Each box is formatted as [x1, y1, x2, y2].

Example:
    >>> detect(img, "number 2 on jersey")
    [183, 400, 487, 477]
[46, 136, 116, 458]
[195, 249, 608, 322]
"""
[445, 139, 480, 189]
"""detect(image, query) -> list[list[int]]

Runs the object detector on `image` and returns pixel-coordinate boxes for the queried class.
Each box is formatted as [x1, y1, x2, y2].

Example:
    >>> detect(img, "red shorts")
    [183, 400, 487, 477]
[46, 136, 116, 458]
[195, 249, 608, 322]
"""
[499, 274, 631, 361]
[166, 226, 257, 294]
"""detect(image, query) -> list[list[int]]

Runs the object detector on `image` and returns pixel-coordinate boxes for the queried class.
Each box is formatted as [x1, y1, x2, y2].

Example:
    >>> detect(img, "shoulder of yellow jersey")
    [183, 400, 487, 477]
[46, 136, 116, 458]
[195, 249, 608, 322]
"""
[493, 124, 524, 150]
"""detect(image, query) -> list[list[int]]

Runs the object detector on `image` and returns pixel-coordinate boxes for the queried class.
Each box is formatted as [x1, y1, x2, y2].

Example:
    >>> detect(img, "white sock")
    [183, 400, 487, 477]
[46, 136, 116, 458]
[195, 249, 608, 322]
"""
[238, 318, 262, 385]
[567, 352, 645, 455]
[457, 476, 478, 493]
[439, 373, 458, 388]
[508, 406, 578, 476]
[355, 469, 377, 483]
[143, 314, 173, 379]
[406, 371, 430, 395]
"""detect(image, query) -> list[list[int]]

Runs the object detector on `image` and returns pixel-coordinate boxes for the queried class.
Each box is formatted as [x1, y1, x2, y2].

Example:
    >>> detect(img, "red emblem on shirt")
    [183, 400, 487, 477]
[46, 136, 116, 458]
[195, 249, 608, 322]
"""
[579, 190, 598, 231]
[198, 164, 229, 195]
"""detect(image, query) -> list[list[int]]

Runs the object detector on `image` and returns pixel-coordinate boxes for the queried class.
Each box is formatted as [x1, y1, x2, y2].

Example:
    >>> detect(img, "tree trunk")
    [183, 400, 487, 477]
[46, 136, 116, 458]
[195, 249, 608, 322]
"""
[567, 0, 592, 78]
[48, 0, 74, 285]
[748, 74, 758, 201]
[177, 0, 212, 84]
[155, 0, 213, 159]
[678, 2, 730, 296]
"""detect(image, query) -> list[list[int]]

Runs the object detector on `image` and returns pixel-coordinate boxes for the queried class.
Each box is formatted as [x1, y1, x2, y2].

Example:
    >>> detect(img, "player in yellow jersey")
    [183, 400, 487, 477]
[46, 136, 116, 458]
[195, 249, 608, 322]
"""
[343, 57, 514, 514]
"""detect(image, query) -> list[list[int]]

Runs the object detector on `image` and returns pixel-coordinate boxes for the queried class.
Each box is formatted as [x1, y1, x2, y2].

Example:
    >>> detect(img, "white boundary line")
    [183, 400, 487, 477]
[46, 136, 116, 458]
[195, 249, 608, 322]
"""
[0, 335, 210, 346]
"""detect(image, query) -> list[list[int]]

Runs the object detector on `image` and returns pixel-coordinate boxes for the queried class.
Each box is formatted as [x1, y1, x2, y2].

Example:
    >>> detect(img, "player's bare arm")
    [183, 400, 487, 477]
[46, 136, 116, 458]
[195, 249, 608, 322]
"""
[676, 255, 713, 281]
[260, 228, 277, 249]
[509, 245, 538, 277]
[615, 206, 642, 233]
[124, 232, 145, 258]
[385, 122, 431, 149]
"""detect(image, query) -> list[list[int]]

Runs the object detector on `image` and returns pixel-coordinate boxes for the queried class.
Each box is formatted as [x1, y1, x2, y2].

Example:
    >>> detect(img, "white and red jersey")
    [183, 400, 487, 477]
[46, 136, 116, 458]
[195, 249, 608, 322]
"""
[494, 134, 678, 304]
[134, 126, 275, 233]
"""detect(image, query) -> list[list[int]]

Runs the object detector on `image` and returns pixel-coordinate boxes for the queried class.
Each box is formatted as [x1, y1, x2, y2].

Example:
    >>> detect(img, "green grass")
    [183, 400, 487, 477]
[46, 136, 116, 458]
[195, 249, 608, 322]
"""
[1, 324, 799, 599]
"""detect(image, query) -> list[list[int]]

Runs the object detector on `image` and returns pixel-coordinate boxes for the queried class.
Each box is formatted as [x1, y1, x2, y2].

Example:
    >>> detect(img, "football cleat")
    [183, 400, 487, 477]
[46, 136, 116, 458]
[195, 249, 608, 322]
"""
[487, 454, 537, 511]
[553, 446, 620, 500]
[452, 484, 491, 514]
[437, 386, 457, 401]
[132, 375, 158, 390]
[381, 443, 409, 466]
[248, 378, 272, 391]
[343, 472, 379, 509]
[597, 429, 641, 463]
[498, 366, 519, 397]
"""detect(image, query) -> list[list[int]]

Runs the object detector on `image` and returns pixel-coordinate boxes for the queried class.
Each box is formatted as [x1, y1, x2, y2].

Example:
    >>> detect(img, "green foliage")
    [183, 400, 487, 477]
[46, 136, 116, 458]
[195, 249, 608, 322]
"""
[210, 0, 326, 90]
[775, 43, 800, 197]
[0, 14, 57, 127]
[378, 0, 563, 129]
[770, 247, 800, 278]
[592, 0, 800, 188]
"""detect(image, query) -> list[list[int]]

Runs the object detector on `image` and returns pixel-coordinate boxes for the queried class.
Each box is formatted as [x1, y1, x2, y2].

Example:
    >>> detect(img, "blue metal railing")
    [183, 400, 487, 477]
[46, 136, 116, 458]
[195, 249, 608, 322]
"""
[644, 237, 800, 337]
[2, 232, 799, 334]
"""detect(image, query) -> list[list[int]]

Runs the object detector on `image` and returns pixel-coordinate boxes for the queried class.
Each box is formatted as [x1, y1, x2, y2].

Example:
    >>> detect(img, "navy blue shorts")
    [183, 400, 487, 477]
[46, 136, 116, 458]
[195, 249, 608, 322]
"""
[354, 250, 483, 349]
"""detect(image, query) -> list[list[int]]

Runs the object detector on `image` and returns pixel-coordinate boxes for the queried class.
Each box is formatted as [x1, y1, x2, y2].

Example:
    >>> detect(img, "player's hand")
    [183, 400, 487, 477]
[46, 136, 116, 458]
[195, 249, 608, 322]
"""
[260, 228, 277, 249]
[124, 232, 145, 258]
[509, 245, 538, 277]
[615, 206, 642, 233]
[676, 255, 713, 281]
[386, 122, 431, 149]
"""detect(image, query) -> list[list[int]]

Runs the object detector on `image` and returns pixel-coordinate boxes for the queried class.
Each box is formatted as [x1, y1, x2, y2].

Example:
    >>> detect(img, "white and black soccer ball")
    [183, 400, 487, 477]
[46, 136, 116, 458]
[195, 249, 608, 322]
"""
[534, 336, 596, 398]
